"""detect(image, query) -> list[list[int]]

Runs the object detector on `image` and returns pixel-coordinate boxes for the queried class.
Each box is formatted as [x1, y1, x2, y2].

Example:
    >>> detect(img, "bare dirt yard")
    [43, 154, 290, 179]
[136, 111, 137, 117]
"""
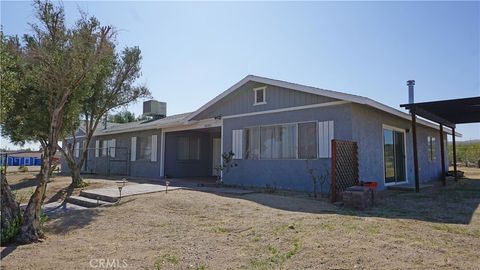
[1, 168, 479, 269]
[3, 172, 119, 205]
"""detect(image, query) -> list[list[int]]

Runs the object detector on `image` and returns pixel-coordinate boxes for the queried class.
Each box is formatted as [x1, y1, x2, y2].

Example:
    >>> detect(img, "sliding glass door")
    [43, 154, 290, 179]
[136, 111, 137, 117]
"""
[383, 128, 406, 184]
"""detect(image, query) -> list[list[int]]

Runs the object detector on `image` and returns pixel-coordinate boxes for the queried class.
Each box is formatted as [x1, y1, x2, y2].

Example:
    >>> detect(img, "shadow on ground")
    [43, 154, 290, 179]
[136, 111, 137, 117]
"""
[8, 175, 39, 190]
[75, 173, 480, 225]
[46, 208, 100, 234]
[193, 177, 480, 225]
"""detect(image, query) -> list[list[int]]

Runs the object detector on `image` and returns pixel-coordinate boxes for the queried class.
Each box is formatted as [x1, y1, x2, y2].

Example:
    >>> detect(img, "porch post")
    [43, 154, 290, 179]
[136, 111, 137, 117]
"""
[439, 124, 446, 186]
[452, 127, 458, 181]
[411, 107, 420, 193]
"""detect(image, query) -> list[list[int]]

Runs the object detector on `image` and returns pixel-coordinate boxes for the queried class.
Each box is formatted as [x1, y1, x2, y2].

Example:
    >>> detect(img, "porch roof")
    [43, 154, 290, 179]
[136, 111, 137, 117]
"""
[400, 96, 480, 128]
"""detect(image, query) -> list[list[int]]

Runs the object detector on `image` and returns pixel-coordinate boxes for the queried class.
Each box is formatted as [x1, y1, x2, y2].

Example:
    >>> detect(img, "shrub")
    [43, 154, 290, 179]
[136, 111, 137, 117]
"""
[0, 215, 22, 245]
[18, 165, 28, 172]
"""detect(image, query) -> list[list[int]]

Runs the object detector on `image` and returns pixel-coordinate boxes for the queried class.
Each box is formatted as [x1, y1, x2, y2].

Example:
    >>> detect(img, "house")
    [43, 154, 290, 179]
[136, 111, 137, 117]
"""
[61, 75, 454, 192]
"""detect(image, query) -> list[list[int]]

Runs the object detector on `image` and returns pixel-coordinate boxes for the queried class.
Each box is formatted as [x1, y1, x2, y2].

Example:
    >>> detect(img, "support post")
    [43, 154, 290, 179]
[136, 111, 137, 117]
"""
[452, 127, 458, 181]
[331, 140, 337, 203]
[439, 124, 446, 186]
[411, 108, 420, 193]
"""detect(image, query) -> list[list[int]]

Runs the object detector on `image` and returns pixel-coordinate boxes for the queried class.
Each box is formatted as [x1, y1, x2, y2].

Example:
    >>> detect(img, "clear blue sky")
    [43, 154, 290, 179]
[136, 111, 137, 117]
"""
[1, 1, 479, 149]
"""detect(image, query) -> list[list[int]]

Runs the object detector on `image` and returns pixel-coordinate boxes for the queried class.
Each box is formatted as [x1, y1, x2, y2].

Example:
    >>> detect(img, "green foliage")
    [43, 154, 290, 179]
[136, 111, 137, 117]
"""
[0, 214, 22, 245]
[38, 211, 48, 236]
[214, 151, 238, 183]
[448, 142, 480, 166]
[18, 165, 29, 172]
[0, 0, 115, 145]
[107, 110, 136, 123]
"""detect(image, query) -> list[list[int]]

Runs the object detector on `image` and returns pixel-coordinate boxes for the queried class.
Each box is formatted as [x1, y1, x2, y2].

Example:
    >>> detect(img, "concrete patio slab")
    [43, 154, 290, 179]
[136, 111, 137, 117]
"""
[387, 183, 433, 191]
[194, 186, 258, 195]
[80, 183, 182, 202]
[66, 196, 114, 208]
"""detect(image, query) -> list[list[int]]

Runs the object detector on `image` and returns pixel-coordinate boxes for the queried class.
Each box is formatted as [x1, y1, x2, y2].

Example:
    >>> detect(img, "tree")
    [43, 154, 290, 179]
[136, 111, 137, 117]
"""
[0, 35, 22, 242]
[108, 110, 136, 123]
[59, 45, 150, 187]
[0, 0, 114, 243]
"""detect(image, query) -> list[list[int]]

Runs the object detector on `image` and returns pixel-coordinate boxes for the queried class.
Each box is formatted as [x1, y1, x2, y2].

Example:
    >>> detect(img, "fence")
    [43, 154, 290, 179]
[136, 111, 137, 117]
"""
[331, 140, 359, 202]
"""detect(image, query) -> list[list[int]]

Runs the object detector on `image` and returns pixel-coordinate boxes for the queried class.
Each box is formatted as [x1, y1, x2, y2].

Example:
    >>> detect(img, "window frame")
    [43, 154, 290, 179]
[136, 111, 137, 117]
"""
[136, 135, 153, 161]
[253, 86, 267, 106]
[243, 120, 318, 160]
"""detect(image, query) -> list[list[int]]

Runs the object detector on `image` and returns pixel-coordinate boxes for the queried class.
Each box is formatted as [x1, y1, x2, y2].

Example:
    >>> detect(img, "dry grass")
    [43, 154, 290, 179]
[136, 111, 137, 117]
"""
[5, 172, 118, 205]
[1, 169, 479, 269]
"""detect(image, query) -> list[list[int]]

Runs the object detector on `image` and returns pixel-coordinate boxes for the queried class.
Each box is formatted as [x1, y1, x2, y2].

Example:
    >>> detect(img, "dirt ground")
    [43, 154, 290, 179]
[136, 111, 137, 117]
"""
[4, 172, 120, 205]
[1, 168, 479, 269]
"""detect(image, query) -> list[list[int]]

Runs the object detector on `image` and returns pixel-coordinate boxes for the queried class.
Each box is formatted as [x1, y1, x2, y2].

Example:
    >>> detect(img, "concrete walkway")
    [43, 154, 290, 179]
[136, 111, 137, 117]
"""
[43, 201, 88, 216]
[80, 183, 182, 202]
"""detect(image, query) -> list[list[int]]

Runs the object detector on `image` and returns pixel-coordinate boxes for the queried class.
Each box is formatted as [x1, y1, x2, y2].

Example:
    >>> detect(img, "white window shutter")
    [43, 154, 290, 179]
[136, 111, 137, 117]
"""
[110, 139, 116, 158]
[74, 142, 80, 158]
[131, 137, 137, 161]
[232, 129, 243, 159]
[151, 135, 158, 162]
[318, 121, 334, 158]
[328, 120, 334, 157]
[95, 140, 100, 157]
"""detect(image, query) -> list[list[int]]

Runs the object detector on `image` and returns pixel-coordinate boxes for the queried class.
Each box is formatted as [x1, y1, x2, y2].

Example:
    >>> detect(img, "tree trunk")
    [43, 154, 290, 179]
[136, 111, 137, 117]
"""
[70, 163, 83, 188]
[15, 148, 51, 244]
[58, 142, 85, 188]
[1, 173, 21, 244]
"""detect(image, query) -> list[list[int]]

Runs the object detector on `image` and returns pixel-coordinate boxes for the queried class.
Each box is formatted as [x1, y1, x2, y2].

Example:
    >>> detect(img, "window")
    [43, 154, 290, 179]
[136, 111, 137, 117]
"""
[260, 124, 297, 159]
[98, 139, 116, 157]
[177, 136, 200, 160]
[244, 122, 318, 160]
[245, 127, 261, 159]
[136, 136, 152, 161]
[428, 136, 436, 161]
[253, 86, 266, 105]
[298, 122, 317, 159]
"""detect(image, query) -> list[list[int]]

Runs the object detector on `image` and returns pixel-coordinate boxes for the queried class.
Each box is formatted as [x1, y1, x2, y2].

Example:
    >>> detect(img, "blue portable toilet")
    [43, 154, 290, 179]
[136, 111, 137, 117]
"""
[7, 157, 13, 166]
[34, 158, 41, 166]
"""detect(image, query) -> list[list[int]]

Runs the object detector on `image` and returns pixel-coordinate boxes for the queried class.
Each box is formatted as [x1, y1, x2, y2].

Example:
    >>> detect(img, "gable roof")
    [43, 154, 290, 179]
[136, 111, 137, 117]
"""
[186, 75, 458, 135]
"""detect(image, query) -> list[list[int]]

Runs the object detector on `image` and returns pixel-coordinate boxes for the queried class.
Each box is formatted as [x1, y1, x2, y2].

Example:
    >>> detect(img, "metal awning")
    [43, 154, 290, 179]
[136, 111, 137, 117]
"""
[401, 97, 480, 128]
[400, 95, 480, 192]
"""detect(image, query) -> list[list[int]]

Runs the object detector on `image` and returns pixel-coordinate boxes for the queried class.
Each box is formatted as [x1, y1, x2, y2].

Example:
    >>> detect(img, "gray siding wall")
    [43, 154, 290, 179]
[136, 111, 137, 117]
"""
[60, 137, 94, 175]
[61, 129, 163, 179]
[98, 129, 162, 179]
[192, 81, 339, 120]
[351, 104, 448, 189]
[222, 103, 354, 193]
[164, 130, 220, 178]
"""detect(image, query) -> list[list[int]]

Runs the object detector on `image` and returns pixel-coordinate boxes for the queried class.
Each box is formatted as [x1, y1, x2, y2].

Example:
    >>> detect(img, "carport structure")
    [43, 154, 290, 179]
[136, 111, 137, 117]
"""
[401, 96, 480, 192]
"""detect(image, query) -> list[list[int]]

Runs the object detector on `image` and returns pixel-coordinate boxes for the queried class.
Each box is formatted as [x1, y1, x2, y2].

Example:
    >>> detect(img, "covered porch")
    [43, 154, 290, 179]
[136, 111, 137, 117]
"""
[161, 126, 222, 181]
[401, 96, 480, 192]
